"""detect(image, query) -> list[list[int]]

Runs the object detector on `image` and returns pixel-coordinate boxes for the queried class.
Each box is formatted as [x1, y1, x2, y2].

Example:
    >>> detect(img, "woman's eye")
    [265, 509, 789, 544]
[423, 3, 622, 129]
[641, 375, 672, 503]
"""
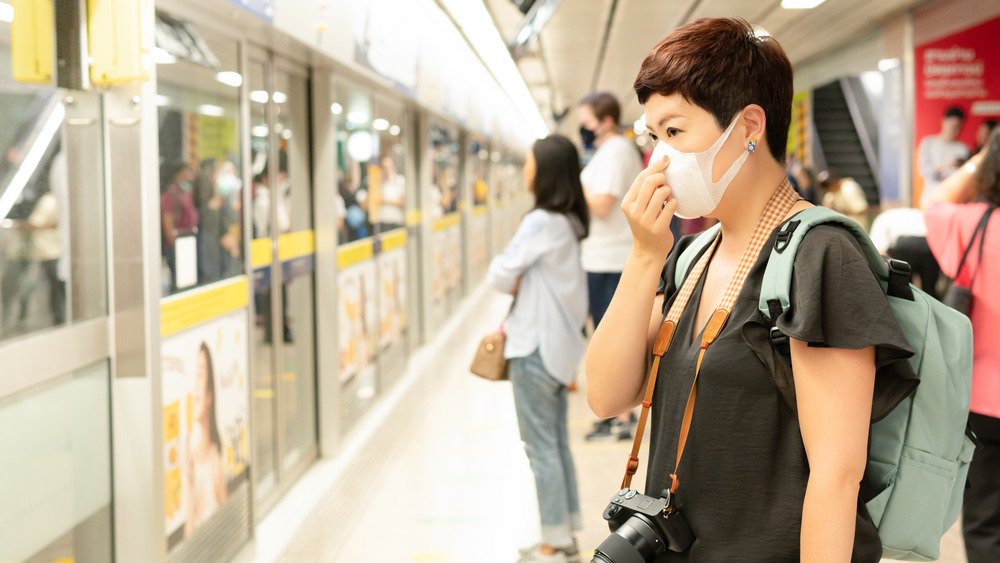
[648, 133, 659, 142]
[666, 128, 680, 138]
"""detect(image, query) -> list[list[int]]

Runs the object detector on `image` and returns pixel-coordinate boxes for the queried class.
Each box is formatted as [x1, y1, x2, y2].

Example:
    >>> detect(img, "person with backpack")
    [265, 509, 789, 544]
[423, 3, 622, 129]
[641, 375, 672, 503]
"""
[584, 18, 964, 561]
[488, 135, 590, 563]
[924, 128, 1000, 563]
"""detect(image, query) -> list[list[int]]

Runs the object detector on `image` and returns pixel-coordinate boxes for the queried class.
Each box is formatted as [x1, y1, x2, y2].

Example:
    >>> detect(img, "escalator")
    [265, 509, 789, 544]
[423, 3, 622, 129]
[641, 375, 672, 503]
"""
[0, 91, 65, 221]
[812, 78, 880, 203]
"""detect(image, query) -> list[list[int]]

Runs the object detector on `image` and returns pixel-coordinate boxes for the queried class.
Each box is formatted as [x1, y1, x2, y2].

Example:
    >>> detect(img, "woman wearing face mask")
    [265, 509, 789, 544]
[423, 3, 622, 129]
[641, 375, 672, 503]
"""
[585, 18, 916, 561]
[488, 134, 589, 563]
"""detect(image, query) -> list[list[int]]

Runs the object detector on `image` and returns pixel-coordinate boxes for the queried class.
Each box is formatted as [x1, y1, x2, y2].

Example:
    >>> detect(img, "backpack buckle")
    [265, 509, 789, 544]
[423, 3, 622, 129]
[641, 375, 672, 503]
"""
[769, 326, 790, 356]
[774, 220, 800, 254]
[885, 259, 915, 301]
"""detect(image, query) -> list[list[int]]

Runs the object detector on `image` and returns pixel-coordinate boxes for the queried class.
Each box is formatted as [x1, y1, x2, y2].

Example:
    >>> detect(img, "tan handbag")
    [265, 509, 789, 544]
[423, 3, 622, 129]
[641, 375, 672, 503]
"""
[470, 329, 508, 381]
[470, 295, 516, 381]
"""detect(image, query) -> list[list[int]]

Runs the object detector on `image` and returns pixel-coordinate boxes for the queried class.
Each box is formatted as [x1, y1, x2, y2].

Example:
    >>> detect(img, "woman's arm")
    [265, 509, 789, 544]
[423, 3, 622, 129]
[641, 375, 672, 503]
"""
[586, 155, 676, 418]
[487, 211, 551, 294]
[790, 339, 875, 562]
[923, 151, 983, 208]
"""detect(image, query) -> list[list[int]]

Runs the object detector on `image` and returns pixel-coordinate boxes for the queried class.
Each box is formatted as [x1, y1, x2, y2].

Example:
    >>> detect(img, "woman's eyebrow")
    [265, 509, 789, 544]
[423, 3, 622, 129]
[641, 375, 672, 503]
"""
[656, 114, 683, 128]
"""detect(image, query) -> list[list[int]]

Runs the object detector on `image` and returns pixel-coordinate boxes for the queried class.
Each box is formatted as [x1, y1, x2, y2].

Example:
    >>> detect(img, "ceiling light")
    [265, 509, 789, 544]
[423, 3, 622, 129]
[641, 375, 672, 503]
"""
[372, 118, 390, 131]
[272, 91, 287, 104]
[281, 129, 293, 140]
[252, 125, 269, 138]
[781, 0, 826, 8]
[347, 130, 375, 162]
[0, 2, 13, 24]
[331, 103, 343, 115]
[878, 58, 900, 72]
[389, 125, 401, 136]
[155, 95, 172, 107]
[250, 90, 269, 104]
[152, 47, 176, 65]
[215, 71, 243, 88]
[197, 104, 225, 117]
[347, 111, 369, 125]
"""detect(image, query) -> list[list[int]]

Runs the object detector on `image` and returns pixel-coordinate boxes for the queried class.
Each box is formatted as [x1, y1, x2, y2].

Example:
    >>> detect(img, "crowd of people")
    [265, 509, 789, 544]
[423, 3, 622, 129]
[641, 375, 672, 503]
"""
[488, 16, 998, 563]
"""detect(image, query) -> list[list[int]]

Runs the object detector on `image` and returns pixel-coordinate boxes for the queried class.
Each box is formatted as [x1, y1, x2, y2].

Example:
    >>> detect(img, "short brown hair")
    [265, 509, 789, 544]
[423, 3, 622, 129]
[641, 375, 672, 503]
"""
[634, 18, 793, 162]
[579, 91, 621, 126]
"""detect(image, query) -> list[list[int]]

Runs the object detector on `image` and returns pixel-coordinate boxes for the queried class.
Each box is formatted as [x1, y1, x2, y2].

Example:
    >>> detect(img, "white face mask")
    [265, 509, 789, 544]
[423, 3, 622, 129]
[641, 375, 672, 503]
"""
[217, 173, 242, 196]
[649, 115, 749, 219]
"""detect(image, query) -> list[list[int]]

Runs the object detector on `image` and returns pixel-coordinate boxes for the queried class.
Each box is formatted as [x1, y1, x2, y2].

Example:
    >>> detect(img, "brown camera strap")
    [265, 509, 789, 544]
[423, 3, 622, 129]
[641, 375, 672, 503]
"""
[620, 180, 800, 493]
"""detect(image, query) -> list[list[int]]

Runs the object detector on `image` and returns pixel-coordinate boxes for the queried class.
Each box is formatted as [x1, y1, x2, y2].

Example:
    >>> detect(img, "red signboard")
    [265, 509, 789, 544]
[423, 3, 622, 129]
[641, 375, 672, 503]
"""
[914, 14, 1000, 198]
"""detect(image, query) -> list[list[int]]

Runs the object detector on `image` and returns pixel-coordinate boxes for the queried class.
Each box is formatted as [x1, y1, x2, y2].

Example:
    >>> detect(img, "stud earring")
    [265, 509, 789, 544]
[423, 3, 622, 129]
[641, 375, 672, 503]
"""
[747, 137, 757, 153]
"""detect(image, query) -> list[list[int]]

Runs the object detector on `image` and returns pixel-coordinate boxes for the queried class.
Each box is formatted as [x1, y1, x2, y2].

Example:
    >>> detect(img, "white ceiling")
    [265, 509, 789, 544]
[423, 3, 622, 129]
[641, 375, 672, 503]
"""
[485, 0, 926, 134]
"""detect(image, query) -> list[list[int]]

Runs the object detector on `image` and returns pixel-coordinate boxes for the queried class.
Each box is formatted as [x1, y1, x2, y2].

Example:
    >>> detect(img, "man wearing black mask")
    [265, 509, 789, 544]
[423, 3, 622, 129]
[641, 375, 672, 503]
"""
[577, 92, 643, 440]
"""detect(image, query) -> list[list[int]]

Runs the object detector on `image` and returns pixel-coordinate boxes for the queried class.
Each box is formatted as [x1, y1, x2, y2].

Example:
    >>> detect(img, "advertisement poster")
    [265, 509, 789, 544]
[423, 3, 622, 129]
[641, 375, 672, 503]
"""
[431, 228, 449, 302]
[338, 260, 379, 383]
[378, 248, 408, 349]
[162, 310, 249, 550]
[445, 225, 462, 292]
[469, 213, 489, 277]
[914, 14, 1000, 199]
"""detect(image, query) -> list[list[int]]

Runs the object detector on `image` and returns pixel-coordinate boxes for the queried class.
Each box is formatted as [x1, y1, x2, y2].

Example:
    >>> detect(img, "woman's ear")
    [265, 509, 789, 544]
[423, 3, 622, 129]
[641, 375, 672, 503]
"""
[741, 104, 767, 147]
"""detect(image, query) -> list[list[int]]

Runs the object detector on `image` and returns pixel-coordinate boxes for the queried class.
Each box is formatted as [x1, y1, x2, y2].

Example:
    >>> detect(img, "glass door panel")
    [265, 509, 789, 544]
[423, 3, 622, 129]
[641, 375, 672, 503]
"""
[248, 55, 278, 501]
[274, 67, 316, 472]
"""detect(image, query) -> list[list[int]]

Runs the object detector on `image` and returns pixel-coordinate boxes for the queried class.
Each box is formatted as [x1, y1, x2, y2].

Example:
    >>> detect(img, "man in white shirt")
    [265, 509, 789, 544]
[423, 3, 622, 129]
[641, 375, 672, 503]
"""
[578, 92, 643, 440]
[919, 106, 970, 207]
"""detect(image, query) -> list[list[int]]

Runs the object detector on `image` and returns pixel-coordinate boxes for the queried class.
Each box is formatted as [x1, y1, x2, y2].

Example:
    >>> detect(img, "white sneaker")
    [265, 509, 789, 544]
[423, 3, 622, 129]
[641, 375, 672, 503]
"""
[516, 547, 567, 563]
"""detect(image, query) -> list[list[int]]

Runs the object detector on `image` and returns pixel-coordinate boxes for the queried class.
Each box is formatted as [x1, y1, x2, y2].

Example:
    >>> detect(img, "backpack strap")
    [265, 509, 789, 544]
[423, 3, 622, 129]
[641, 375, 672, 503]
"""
[673, 223, 721, 291]
[758, 207, 910, 324]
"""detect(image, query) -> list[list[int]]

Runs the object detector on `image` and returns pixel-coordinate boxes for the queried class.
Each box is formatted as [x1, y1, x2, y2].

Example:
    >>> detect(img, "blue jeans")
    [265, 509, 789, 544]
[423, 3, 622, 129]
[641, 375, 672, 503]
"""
[587, 271, 622, 328]
[509, 350, 582, 547]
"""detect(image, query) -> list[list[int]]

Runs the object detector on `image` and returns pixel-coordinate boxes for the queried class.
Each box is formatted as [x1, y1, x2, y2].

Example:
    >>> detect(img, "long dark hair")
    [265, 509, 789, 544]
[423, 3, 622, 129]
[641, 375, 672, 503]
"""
[976, 128, 1000, 206]
[198, 342, 223, 451]
[531, 135, 590, 239]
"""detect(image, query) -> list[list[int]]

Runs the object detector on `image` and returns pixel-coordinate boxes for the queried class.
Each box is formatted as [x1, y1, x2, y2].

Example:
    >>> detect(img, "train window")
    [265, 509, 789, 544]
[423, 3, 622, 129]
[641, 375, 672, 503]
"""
[370, 96, 408, 235]
[154, 20, 243, 296]
[428, 123, 460, 220]
[469, 137, 490, 207]
[333, 82, 375, 243]
[0, 9, 107, 341]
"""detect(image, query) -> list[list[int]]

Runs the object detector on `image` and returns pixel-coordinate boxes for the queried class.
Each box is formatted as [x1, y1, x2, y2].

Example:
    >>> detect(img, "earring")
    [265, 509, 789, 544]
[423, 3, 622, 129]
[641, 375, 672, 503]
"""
[747, 137, 757, 153]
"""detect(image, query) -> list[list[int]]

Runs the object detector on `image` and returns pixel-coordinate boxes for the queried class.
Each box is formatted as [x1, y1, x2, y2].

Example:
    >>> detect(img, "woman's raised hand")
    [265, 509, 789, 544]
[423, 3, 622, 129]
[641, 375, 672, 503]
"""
[621, 154, 677, 263]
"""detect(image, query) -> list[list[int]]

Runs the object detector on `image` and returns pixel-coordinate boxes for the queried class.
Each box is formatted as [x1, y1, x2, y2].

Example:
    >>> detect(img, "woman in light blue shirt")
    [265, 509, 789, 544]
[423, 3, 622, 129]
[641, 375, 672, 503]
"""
[488, 134, 589, 563]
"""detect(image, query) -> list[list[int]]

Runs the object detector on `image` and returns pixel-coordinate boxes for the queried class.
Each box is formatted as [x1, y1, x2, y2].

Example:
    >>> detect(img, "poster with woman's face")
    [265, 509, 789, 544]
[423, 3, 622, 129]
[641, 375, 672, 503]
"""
[162, 310, 249, 551]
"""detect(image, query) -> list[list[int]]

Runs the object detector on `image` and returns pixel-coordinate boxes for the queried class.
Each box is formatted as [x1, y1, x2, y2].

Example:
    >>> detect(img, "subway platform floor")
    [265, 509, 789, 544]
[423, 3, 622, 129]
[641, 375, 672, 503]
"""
[234, 284, 967, 563]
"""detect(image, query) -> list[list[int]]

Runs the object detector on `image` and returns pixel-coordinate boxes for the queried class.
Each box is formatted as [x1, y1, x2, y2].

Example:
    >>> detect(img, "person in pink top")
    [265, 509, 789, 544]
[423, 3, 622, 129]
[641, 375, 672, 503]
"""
[924, 127, 1000, 563]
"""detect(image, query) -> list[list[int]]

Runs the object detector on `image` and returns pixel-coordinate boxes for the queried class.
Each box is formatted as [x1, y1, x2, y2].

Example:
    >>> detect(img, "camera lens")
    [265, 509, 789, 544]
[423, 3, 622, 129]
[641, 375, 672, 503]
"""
[592, 514, 665, 563]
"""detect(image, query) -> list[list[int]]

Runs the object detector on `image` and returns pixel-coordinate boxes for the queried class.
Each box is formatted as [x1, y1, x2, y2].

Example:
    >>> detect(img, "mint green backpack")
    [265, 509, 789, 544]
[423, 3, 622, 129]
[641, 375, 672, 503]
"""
[675, 207, 975, 561]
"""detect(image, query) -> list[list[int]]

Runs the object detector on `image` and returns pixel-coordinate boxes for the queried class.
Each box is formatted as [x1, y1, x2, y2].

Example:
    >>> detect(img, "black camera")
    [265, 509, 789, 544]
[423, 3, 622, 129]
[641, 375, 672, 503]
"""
[592, 488, 694, 562]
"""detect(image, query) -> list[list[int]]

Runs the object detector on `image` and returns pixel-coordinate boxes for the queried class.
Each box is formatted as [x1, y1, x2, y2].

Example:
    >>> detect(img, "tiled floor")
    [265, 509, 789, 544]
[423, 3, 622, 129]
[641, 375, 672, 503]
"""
[246, 285, 968, 563]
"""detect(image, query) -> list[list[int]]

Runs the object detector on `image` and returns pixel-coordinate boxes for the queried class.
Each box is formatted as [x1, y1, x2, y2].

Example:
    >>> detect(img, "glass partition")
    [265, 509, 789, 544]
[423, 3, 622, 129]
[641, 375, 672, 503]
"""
[155, 25, 243, 296]
[0, 19, 106, 341]
[0, 363, 113, 562]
